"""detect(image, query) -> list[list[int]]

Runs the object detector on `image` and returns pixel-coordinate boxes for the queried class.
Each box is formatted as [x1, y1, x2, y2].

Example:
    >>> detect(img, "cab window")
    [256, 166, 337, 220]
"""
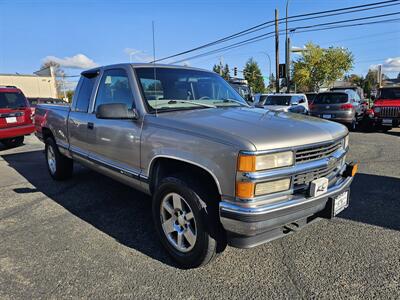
[94, 69, 134, 112]
[75, 76, 96, 112]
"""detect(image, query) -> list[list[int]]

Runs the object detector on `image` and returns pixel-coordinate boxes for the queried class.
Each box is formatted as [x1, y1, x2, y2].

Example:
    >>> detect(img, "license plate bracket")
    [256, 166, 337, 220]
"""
[6, 117, 17, 123]
[382, 118, 392, 125]
[319, 190, 350, 219]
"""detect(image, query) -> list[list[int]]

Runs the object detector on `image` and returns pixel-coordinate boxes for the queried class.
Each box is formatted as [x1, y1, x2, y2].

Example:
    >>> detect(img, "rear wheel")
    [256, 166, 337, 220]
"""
[1, 136, 24, 148]
[45, 137, 73, 180]
[152, 176, 224, 268]
[347, 118, 357, 131]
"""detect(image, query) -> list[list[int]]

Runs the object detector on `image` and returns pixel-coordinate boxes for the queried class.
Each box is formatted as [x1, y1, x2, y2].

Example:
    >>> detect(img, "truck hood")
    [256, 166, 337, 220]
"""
[155, 107, 347, 151]
[374, 99, 400, 107]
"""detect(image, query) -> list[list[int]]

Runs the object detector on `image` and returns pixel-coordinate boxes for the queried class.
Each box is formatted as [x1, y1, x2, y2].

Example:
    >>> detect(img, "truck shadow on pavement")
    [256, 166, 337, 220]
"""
[2, 150, 400, 267]
[341, 173, 400, 231]
[2, 150, 177, 267]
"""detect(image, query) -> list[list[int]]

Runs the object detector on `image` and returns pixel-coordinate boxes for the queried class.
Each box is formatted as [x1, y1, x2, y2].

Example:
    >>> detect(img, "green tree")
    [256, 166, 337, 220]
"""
[66, 90, 74, 103]
[212, 63, 230, 80]
[267, 73, 276, 92]
[346, 74, 363, 86]
[292, 43, 353, 92]
[243, 58, 265, 93]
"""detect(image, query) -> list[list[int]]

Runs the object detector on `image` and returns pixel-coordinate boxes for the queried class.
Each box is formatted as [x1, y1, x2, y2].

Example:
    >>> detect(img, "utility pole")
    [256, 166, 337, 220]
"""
[287, 37, 291, 92]
[275, 9, 280, 93]
[377, 65, 382, 88]
[61, 73, 67, 101]
[285, 0, 290, 92]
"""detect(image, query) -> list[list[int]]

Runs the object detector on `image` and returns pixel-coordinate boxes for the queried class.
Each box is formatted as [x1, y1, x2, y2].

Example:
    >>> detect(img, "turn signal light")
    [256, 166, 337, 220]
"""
[236, 182, 255, 198]
[237, 155, 256, 172]
[344, 162, 358, 177]
[351, 163, 358, 177]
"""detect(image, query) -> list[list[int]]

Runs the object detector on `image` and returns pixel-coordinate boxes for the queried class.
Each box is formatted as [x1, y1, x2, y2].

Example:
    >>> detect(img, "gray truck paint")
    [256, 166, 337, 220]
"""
[35, 64, 352, 247]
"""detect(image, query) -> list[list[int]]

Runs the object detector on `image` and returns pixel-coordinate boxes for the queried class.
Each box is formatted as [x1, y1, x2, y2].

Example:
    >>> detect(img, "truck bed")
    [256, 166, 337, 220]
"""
[34, 104, 71, 149]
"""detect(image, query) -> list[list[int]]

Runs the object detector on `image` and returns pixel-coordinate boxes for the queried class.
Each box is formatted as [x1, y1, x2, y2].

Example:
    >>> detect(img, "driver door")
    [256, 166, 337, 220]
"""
[86, 67, 142, 177]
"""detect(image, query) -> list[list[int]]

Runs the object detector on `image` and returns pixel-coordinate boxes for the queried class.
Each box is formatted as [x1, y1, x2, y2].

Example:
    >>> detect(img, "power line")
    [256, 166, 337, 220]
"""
[210, 1, 400, 49]
[153, 0, 400, 62]
[170, 14, 400, 64]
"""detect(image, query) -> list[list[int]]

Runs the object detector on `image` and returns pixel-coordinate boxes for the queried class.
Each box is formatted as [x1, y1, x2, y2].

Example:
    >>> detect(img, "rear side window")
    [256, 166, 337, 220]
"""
[76, 76, 96, 112]
[265, 95, 291, 106]
[94, 69, 134, 112]
[0, 92, 27, 109]
[314, 93, 348, 104]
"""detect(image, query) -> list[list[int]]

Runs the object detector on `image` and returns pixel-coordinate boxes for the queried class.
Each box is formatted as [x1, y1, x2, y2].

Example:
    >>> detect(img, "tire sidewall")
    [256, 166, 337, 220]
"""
[152, 177, 214, 268]
[45, 138, 58, 179]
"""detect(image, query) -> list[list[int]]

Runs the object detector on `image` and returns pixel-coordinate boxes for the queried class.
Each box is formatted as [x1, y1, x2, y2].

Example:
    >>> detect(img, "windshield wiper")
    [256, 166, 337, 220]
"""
[213, 98, 248, 107]
[166, 99, 216, 108]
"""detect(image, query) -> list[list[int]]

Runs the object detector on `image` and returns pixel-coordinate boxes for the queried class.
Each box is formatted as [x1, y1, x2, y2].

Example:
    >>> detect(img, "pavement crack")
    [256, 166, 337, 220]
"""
[279, 239, 309, 299]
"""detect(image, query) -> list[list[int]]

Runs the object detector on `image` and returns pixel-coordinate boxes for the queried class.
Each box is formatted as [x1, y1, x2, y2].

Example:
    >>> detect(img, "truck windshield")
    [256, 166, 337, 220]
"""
[378, 88, 400, 99]
[265, 96, 291, 106]
[314, 93, 348, 104]
[0, 92, 27, 109]
[135, 67, 247, 112]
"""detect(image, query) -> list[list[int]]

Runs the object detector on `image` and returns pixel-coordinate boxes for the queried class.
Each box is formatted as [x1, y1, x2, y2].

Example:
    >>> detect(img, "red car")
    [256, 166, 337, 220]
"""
[371, 86, 400, 131]
[0, 86, 35, 148]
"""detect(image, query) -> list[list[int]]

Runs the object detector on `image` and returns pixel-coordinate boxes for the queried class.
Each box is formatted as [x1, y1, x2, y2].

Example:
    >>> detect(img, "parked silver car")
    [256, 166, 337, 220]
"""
[310, 90, 366, 130]
[254, 93, 310, 114]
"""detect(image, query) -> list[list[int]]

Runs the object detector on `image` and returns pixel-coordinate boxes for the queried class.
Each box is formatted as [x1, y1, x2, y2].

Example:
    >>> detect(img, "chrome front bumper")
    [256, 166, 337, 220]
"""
[220, 173, 353, 248]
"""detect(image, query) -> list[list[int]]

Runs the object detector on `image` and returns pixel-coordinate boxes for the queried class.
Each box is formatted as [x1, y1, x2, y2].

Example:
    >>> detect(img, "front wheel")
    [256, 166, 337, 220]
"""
[152, 176, 222, 268]
[45, 137, 73, 180]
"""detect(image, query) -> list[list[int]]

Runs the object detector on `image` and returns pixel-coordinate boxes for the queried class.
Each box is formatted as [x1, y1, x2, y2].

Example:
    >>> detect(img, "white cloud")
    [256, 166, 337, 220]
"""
[370, 57, 400, 72]
[43, 54, 98, 69]
[383, 57, 400, 72]
[124, 48, 154, 63]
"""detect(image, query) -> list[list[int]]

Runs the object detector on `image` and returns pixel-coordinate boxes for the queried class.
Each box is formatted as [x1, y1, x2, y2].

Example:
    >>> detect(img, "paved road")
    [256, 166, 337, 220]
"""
[0, 130, 399, 299]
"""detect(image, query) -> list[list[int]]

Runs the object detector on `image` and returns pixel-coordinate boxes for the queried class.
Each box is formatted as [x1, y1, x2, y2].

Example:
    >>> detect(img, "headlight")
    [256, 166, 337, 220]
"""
[236, 178, 291, 198]
[255, 178, 291, 196]
[373, 107, 381, 113]
[238, 151, 294, 172]
[344, 135, 349, 149]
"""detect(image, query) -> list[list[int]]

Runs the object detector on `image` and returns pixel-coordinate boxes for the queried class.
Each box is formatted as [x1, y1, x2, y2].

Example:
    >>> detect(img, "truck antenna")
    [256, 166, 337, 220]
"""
[152, 21, 158, 117]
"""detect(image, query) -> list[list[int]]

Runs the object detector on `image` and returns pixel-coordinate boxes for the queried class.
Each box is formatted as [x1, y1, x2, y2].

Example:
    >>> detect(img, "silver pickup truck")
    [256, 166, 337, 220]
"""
[35, 63, 357, 268]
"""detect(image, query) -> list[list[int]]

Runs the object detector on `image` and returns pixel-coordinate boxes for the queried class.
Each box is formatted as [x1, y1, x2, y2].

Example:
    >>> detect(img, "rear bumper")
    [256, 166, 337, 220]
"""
[220, 172, 353, 248]
[310, 112, 354, 124]
[0, 124, 35, 139]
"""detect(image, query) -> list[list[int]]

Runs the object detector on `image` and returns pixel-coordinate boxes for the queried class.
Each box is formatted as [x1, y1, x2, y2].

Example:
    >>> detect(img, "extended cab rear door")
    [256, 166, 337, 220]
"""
[68, 71, 99, 158]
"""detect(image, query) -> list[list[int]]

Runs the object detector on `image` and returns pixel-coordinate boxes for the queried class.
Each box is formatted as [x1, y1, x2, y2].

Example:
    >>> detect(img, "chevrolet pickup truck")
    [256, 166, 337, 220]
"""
[35, 64, 357, 268]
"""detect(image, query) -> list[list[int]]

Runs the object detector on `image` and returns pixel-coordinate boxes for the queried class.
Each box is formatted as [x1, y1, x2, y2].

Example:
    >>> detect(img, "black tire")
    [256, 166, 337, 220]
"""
[44, 137, 73, 180]
[152, 176, 224, 268]
[347, 118, 357, 132]
[1, 136, 24, 148]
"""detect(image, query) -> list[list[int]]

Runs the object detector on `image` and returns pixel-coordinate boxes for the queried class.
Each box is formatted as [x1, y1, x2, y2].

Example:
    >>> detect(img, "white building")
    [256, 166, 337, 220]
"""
[0, 66, 58, 99]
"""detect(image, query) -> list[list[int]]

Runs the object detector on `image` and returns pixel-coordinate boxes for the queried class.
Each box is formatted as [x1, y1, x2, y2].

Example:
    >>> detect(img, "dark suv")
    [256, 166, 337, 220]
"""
[310, 90, 366, 130]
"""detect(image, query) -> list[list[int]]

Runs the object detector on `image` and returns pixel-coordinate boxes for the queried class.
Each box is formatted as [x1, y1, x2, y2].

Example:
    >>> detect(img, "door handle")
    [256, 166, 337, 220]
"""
[87, 122, 94, 130]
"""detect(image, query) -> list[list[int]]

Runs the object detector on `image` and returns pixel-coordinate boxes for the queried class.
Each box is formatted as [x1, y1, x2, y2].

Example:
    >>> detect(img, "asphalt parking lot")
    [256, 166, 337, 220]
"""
[1, 130, 399, 299]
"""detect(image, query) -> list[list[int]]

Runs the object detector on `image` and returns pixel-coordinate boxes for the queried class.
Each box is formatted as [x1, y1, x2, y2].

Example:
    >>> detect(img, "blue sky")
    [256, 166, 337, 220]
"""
[0, 0, 399, 87]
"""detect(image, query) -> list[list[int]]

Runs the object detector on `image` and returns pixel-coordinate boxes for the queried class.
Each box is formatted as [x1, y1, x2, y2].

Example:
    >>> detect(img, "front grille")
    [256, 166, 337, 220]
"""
[295, 140, 343, 163]
[294, 158, 343, 186]
[380, 107, 400, 118]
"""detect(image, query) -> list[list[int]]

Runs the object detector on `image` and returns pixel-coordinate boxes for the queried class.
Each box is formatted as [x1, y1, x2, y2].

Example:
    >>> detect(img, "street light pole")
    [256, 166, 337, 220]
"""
[285, 0, 290, 92]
